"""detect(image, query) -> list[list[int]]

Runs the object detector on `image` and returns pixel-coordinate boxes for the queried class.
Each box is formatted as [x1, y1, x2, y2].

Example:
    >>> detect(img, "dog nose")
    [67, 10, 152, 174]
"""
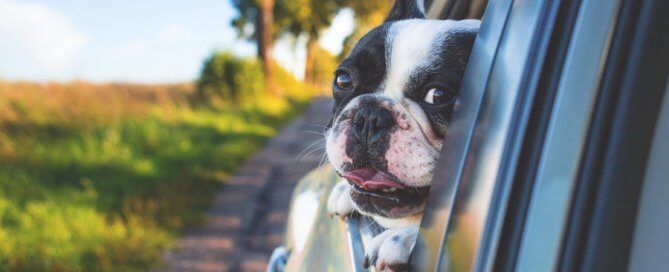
[353, 107, 395, 144]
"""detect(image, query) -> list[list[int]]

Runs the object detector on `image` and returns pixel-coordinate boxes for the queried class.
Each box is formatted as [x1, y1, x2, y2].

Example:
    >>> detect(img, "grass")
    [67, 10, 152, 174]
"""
[0, 80, 316, 271]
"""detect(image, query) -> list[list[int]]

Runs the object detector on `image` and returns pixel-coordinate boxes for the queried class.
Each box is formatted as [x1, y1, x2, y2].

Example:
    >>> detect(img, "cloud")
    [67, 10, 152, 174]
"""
[0, 0, 86, 75]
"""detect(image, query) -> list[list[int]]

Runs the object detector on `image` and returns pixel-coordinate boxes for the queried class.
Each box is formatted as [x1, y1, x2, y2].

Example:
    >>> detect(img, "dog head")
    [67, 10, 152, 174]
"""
[325, 0, 479, 221]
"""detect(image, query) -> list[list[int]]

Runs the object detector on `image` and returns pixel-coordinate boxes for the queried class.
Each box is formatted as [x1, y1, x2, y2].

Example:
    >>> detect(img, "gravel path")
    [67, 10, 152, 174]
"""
[161, 97, 334, 272]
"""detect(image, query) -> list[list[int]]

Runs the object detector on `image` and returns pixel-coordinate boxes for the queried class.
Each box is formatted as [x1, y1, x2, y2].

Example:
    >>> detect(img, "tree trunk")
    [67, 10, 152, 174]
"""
[304, 37, 318, 85]
[259, 0, 280, 97]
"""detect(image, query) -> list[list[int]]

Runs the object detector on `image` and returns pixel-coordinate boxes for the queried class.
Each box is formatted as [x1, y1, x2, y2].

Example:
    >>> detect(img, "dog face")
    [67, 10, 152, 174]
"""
[325, 1, 479, 220]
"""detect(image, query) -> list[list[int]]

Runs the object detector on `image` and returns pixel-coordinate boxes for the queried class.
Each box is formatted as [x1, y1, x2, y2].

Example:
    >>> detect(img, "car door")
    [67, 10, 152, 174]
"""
[414, 0, 669, 272]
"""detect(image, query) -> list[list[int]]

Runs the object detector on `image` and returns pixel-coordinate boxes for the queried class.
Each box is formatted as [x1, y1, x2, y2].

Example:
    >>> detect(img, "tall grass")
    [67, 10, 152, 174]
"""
[0, 80, 316, 271]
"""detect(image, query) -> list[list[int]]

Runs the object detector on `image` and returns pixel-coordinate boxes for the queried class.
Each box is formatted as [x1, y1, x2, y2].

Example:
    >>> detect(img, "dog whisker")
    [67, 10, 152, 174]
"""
[374, 221, 384, 234]
[309, 124, 328, 129]
[300, 146, 326, 162]
[296, 138, 326, 160]
[361, 219, 376, 232]
[317, 151, 329, 168]
[414, 187, 425, 199]
[315, 151, 330, 178]
[300, 130, 326, 136]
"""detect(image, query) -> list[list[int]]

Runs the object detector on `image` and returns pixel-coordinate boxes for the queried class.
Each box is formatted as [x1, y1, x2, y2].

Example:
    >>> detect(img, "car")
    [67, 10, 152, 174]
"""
[268, 0, 669, 271]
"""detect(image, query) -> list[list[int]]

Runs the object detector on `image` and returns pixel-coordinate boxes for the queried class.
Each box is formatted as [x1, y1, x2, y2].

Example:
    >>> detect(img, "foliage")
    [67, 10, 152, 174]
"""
[231, 0, 392, 57]
[0, 80, 315, 271]
[337, 0, 393, 59]
[232, 0, 339, 82]
[308, 46, 339, 92]
[337, 0, 392, 27]
[275, 0, 337, 37]
[196, 52, 265, 103]
[197, 51, 320, 104]
[0, 0, 394, 269]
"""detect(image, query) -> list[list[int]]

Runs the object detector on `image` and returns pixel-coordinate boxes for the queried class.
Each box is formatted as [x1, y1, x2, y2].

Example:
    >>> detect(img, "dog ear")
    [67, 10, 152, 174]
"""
[385, 0, 426, 22]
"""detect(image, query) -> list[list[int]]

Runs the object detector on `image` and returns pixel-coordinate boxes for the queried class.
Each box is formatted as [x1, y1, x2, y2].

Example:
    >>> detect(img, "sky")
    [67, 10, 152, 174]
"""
[0, 0, 354, 83]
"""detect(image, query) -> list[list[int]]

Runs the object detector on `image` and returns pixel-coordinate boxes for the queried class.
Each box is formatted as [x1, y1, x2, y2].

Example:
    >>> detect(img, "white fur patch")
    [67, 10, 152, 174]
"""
[381, 19, 480, 101]
[384, 99, 441, 188]
[326, 180, 355, 217]
[365, 226, 419, 271]
[371, 213, 423, 229]
[325, 125, 353, 171]
[382, 20, 450, 100]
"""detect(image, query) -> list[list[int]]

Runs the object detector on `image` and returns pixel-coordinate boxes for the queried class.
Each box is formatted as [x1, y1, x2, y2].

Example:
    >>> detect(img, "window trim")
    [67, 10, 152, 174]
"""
[410, 0, 513, 269]
[512, 0, 622, 270]
[559, 0, 669, 270]
[412, 0, 567, 271]
[491, 0, 584, 270]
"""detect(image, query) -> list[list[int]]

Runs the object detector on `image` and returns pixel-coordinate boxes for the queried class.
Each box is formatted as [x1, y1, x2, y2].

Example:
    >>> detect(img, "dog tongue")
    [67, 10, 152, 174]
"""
[342, 167, 407, 190]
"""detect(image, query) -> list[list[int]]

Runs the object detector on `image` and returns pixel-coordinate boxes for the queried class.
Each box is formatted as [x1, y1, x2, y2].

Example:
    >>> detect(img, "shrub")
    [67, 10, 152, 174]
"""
[196, 52, 265, 104]
[195, 51, 326, 107]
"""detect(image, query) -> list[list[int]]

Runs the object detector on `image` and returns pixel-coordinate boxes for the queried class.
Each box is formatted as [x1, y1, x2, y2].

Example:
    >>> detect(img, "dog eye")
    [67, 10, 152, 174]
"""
[424, 88, 452, 104]
[334, 73, 353, 90]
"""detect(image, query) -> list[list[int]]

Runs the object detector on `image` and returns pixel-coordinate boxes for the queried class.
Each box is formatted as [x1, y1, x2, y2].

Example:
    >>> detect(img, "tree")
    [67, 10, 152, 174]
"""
[234, 0, 337, 85]
[231, 0, 280, 96]
[232, 0, 391, 86]
[335, 0, 392, 59]
[277, 0, 337, 84]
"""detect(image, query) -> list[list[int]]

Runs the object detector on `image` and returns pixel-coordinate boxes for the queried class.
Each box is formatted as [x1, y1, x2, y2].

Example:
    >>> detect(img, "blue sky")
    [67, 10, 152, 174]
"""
[0, 0, 353, 83]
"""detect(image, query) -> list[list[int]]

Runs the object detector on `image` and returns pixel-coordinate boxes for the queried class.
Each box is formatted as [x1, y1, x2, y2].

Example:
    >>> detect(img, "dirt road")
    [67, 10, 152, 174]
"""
[162, 98, 334, 272]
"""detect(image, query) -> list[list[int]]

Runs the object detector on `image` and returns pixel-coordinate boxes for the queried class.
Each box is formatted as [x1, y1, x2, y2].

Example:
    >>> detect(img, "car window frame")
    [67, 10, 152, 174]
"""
[512, 0, 623, 269]
[413, 0, 570, 271]
[411, 0, 513, 270]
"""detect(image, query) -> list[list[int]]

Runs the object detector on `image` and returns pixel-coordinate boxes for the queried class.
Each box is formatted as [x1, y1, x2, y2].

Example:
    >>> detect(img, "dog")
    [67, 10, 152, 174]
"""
[324, 0, 479, 270]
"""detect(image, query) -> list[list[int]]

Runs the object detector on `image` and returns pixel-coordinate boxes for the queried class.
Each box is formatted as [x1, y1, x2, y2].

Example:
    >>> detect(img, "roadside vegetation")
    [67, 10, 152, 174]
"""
[0, 56, 318, 271]
[0, 0, 395, 270]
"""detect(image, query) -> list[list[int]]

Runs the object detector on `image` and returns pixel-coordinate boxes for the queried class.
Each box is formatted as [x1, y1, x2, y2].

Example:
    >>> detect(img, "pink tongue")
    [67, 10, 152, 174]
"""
[342, 167, 407, 190]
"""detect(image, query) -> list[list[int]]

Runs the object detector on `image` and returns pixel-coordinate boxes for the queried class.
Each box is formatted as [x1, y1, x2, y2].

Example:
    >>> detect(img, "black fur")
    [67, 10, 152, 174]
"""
[385, 0, 426, 22]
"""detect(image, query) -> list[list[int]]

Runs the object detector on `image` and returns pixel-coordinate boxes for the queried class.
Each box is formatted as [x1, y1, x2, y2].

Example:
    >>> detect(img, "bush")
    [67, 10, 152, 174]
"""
[196, 51, 326, 107]
[196, 52, 265, 104]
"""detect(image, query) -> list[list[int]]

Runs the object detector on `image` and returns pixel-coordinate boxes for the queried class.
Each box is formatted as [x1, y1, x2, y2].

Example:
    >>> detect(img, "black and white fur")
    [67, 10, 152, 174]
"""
[325, 0, 479, 270]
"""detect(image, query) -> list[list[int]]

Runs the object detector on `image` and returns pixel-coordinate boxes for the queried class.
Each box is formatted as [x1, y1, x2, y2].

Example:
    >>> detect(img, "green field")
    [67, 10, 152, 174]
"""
[0, 81, 315, 271]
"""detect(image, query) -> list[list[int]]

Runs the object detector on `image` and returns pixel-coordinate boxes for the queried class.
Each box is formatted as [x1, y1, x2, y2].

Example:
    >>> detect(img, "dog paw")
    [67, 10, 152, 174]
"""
[363, 226, 418, 272]
[326, 180, 355, 220]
